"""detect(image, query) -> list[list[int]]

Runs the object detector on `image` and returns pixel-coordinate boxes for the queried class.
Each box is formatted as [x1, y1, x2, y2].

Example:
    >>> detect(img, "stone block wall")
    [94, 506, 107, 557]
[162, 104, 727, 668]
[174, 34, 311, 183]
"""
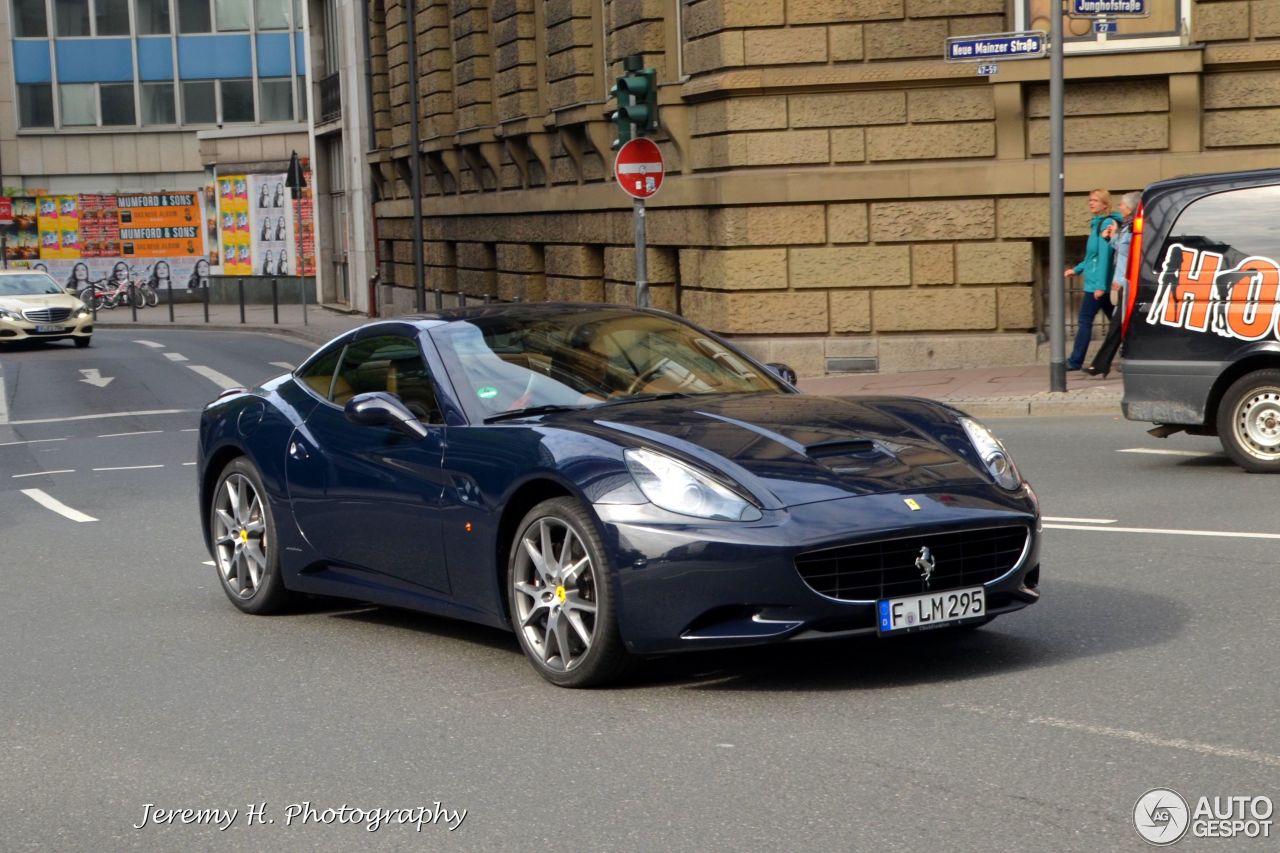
[364, 0, 1280, 375]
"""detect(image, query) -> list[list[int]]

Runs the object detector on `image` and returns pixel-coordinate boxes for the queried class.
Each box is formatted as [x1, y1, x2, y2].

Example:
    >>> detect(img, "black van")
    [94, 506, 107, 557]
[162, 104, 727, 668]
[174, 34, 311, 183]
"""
[1121, 168, 1280, 472]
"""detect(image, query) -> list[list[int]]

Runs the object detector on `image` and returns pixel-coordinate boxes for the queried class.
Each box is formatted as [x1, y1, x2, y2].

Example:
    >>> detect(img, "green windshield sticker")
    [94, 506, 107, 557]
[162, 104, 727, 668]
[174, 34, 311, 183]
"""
[476, 386, 498, 399]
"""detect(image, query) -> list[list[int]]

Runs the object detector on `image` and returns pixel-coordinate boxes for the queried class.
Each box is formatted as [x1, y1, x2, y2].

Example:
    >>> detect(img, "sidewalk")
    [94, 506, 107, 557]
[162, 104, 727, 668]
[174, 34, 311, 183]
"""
[90, 303, 1122, 418]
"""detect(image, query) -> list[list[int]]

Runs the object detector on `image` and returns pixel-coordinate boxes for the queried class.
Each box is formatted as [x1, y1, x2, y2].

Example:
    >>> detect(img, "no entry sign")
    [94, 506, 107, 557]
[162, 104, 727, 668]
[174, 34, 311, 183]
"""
[614, 138, 664, 200]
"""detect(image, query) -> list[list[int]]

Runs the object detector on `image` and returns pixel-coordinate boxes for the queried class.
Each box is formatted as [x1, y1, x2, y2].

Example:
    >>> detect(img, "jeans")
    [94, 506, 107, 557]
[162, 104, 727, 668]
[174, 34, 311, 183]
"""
[1068, 291, 1113, 369]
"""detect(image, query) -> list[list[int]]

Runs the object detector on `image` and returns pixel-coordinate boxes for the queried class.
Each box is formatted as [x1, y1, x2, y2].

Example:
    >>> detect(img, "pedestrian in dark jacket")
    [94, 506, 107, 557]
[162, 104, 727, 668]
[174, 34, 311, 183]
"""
[1065, 189, 1123, 371]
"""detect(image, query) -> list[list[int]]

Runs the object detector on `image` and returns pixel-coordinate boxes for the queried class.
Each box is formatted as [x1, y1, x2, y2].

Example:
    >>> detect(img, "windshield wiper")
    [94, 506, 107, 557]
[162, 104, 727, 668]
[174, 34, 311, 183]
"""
[595, 392, 692, 407]
[483, 404, 588, 424]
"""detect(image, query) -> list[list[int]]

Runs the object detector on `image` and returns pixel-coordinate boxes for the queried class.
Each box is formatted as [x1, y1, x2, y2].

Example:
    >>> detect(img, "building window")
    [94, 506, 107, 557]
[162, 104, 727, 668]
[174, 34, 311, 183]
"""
[259, 77, 293, 121]
[60, 83, 97, 125]
[141, 82, 176, 124]
[177, 0, 210, 32]
[297, 75, 307, 121]
[255, 0, 289, 29]
[182, 80, 216, 123]
[100, 82, 136, 124]
[135, 0, 171, 33]
[18, 84, 54, 127]
[95, 0, 131, 34]
[220, 78, 255, 121]
[12, 0, 49, 37]
[55, 0, 91, 35]
[214, 0, 249, 30]
[1021, 0, 1189, 51]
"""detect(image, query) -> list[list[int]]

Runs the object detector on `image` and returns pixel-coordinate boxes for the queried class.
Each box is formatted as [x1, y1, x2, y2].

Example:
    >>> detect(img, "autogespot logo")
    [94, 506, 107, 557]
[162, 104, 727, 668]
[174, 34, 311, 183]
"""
[1135, 788, 1190, 845]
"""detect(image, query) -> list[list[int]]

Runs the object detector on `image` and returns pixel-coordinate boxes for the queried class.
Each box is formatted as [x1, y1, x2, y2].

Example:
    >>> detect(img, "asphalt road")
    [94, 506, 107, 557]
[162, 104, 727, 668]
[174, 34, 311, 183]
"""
[2, 329, 1277, 851]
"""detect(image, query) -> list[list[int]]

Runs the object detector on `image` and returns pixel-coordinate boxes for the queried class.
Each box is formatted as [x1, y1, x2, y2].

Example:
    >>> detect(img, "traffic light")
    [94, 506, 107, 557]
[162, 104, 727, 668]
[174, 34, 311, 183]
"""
[609, 57, 658, 150]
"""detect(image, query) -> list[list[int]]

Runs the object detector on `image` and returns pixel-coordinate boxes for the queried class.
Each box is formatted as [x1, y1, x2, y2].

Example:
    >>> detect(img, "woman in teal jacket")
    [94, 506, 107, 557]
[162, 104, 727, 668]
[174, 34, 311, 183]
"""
[1065, 189, 1123, 370]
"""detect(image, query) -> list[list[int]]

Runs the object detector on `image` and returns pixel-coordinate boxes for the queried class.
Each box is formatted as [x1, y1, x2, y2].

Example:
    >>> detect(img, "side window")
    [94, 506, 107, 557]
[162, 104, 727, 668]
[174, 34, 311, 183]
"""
[334, 334, 441, 422]
[296, 341, 345, 399]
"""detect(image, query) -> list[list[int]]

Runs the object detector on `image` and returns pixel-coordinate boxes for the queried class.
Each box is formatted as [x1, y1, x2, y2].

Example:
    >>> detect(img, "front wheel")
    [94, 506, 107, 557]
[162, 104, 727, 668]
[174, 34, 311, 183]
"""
[142, 286, 159, 307]
[1217, 369, 1280, 473]
[210, 457, 296, 613]
[74, 336, 91, 348]
[508, 497, 632, 687]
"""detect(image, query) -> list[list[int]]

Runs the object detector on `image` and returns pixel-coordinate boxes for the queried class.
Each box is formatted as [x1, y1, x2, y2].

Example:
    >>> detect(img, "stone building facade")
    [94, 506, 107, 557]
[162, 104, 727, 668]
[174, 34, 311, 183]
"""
[364, 0, 1280, 375]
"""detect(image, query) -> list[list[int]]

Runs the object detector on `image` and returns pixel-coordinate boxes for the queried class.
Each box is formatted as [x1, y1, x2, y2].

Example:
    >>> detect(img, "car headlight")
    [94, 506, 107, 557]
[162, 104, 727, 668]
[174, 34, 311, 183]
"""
[75, 305, 92, 318]
[0, 307, 20, 321]
[960, 417, 1022, 490]
[624, 447, 761, 521]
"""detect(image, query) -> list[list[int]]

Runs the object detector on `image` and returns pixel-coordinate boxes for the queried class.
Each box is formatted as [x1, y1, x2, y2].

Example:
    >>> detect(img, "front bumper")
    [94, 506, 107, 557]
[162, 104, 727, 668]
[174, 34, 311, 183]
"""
[597, 487, 1040, 655]
[0, 313, 93, 342]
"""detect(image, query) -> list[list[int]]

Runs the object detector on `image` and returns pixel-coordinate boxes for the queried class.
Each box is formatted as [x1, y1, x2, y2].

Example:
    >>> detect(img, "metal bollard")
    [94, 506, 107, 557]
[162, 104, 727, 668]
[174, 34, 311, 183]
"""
[484, 293, 493, 304]
[166, 280, 174, 322]
[271, 278, 279, 325]
[238, 278, 245, 324]
[434, 288, 442, 310]
[202, 277, 209, 323]
[130, 286, 138, 322]
[458, 290, 466, 308]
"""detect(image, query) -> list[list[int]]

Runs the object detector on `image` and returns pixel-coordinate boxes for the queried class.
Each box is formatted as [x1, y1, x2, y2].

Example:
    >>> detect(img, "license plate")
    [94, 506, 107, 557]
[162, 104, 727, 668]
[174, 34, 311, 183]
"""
[35, 324, 63, 333]
[877, 586, 985, 634]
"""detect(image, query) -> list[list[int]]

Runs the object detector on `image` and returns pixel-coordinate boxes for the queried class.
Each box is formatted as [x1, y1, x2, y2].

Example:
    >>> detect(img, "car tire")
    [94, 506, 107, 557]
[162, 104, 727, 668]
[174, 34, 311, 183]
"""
[1217, 369, 1280, 473]
[507, 497, 632, 687]
[74, 336, 91, 348]
[210, 457, 296, 613]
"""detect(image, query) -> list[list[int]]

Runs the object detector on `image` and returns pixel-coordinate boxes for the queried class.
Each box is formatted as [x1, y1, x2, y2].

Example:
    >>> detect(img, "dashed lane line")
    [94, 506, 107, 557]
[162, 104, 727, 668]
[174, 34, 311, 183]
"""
[0, 364, 8, 425]
[1117, 447, 1214, 458]
[134, 340, 165, 349]
[97, 430, 163, 438]
[92, 464, 165, 472]
[0, 437, 69, 447]
[12, 469, 75, 478]
[164, 352, 189, 362]
[270, 362, 295, 371]
[1045, 523, 1280, 541]
[187, 365, 244, 391]
[6, 409, 195, 426]
[20, 489, 97, 522]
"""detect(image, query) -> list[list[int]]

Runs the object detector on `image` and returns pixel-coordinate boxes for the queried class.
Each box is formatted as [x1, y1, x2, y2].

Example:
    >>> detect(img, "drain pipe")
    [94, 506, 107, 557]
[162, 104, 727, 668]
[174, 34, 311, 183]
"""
[404, 0, 426, 312]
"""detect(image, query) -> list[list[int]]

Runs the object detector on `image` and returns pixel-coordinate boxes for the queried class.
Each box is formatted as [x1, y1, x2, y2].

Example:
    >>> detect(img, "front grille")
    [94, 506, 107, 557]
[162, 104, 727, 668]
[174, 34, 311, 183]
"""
[23, 307, 72, 323]
[795, 525, 1029, 602]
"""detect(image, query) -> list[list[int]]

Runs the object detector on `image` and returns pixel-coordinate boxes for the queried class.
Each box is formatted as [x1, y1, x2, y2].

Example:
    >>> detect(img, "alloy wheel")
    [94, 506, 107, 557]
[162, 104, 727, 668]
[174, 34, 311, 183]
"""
[212, 473, 269, 598]
[512, 516, 598, 672]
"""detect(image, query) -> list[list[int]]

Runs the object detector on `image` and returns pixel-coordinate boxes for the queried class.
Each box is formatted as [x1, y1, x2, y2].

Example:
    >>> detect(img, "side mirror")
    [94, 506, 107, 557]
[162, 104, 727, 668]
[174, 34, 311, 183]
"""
[766, 362, 798, 386]
[344, 392, 429, 439]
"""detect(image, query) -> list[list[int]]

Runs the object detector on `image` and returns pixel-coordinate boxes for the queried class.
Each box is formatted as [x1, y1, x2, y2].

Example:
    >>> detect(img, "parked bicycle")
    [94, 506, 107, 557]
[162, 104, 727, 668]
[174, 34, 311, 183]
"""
[78, 276, 143, 310]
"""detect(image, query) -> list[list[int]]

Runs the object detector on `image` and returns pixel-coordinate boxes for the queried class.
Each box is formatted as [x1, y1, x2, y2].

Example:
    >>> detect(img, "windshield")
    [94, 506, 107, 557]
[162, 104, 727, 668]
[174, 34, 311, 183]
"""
[0, 274, 63, 296]
[431, 309, 784, 421]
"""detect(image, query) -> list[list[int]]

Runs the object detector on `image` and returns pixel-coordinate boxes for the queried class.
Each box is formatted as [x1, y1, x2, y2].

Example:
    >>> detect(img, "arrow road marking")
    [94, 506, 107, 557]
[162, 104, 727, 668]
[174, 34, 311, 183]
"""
[20, 488, 97, 522]
[79, 368, 114, 388]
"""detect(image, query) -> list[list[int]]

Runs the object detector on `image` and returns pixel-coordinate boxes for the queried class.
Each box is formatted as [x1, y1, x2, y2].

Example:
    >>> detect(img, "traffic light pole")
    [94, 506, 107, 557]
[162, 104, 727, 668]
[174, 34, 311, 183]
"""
[1049, 9, 1065, 392]
[633, 198, 648, 309]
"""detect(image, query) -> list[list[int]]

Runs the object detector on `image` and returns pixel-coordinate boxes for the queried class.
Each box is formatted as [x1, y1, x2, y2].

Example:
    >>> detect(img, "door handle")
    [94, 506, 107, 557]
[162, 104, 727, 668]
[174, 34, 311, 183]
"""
[289, 440, 310, 461]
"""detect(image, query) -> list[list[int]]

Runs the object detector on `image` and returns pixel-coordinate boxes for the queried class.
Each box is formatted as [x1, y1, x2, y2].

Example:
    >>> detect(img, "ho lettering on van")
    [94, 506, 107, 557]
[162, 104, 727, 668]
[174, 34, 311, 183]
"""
[1148, 243, 1280, 342]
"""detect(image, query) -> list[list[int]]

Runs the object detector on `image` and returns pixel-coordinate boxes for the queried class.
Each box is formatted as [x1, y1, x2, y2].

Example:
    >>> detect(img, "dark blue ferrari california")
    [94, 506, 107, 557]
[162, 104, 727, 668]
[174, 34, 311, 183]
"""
[198, 304, 1041, 686]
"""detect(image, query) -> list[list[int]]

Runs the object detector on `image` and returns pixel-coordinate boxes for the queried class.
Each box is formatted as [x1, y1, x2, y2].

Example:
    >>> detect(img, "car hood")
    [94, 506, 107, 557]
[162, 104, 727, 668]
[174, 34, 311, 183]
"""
[582, 393, 992, 507]
[0, 292, 82, 313]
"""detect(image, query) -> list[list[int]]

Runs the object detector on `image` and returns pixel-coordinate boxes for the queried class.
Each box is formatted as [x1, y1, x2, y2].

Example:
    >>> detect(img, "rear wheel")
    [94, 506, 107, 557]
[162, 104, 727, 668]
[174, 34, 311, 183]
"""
[142, 285, 159, 307]
[210, 457, 296, 613]
[508, 497, 631, 687]
[1217, 369, 1280, 473]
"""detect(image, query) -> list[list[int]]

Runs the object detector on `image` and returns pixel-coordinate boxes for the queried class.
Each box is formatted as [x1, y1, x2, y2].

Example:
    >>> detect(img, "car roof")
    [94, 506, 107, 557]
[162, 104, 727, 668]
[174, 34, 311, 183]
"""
[0, 269, 54, 276]
[1144, 167, 1280, 197]
[395, 302, 672, 329]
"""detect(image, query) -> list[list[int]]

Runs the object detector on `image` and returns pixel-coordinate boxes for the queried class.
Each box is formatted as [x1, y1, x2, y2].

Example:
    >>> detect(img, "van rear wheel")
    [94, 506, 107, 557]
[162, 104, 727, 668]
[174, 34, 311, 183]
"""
[1217, 369, 1280, 473]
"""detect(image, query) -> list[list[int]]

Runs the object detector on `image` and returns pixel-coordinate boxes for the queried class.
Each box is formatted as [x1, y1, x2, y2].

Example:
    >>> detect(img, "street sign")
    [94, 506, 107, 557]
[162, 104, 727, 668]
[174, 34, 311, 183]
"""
[1093, 19, 1117, 33]
[977, 64, 999, 76]
[0, 197, 12, 225]
[945, 31, 1046, 63]
[1070, 0, 1147, 17]
[614, 137, 664, 200]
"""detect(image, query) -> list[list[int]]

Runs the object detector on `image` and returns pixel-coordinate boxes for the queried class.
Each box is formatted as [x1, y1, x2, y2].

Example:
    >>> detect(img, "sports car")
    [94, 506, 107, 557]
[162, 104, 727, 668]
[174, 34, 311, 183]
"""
[198, 304, 1040, 687]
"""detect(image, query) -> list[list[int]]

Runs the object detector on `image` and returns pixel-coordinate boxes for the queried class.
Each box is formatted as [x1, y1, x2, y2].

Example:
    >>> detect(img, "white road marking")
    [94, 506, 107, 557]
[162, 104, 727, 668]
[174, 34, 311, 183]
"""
[202, 561, 215, 566]
[12, 469, 75, 478]
[182, 462, 196, 466]
[1045, 523, 1280, 541]
[134, 340, 165, 349]
[92, 464, 165, 472]
[78, 368, 114, 388]
[20, 489, 97, 522]
[0, 437, 68, 447]
[951, 703, 1280, 768]
[188, 365, 243, 391]
[1043, 516, 1115, 524]
[97, 430, 163, 438]
[270, 361, 295, 371]
[164, 352, 189, 362]
[180, 428, 198, 432]
[1117, 447, 1213, 458]
[7, 408, 195, 426]
[0, 365, 8, 425]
